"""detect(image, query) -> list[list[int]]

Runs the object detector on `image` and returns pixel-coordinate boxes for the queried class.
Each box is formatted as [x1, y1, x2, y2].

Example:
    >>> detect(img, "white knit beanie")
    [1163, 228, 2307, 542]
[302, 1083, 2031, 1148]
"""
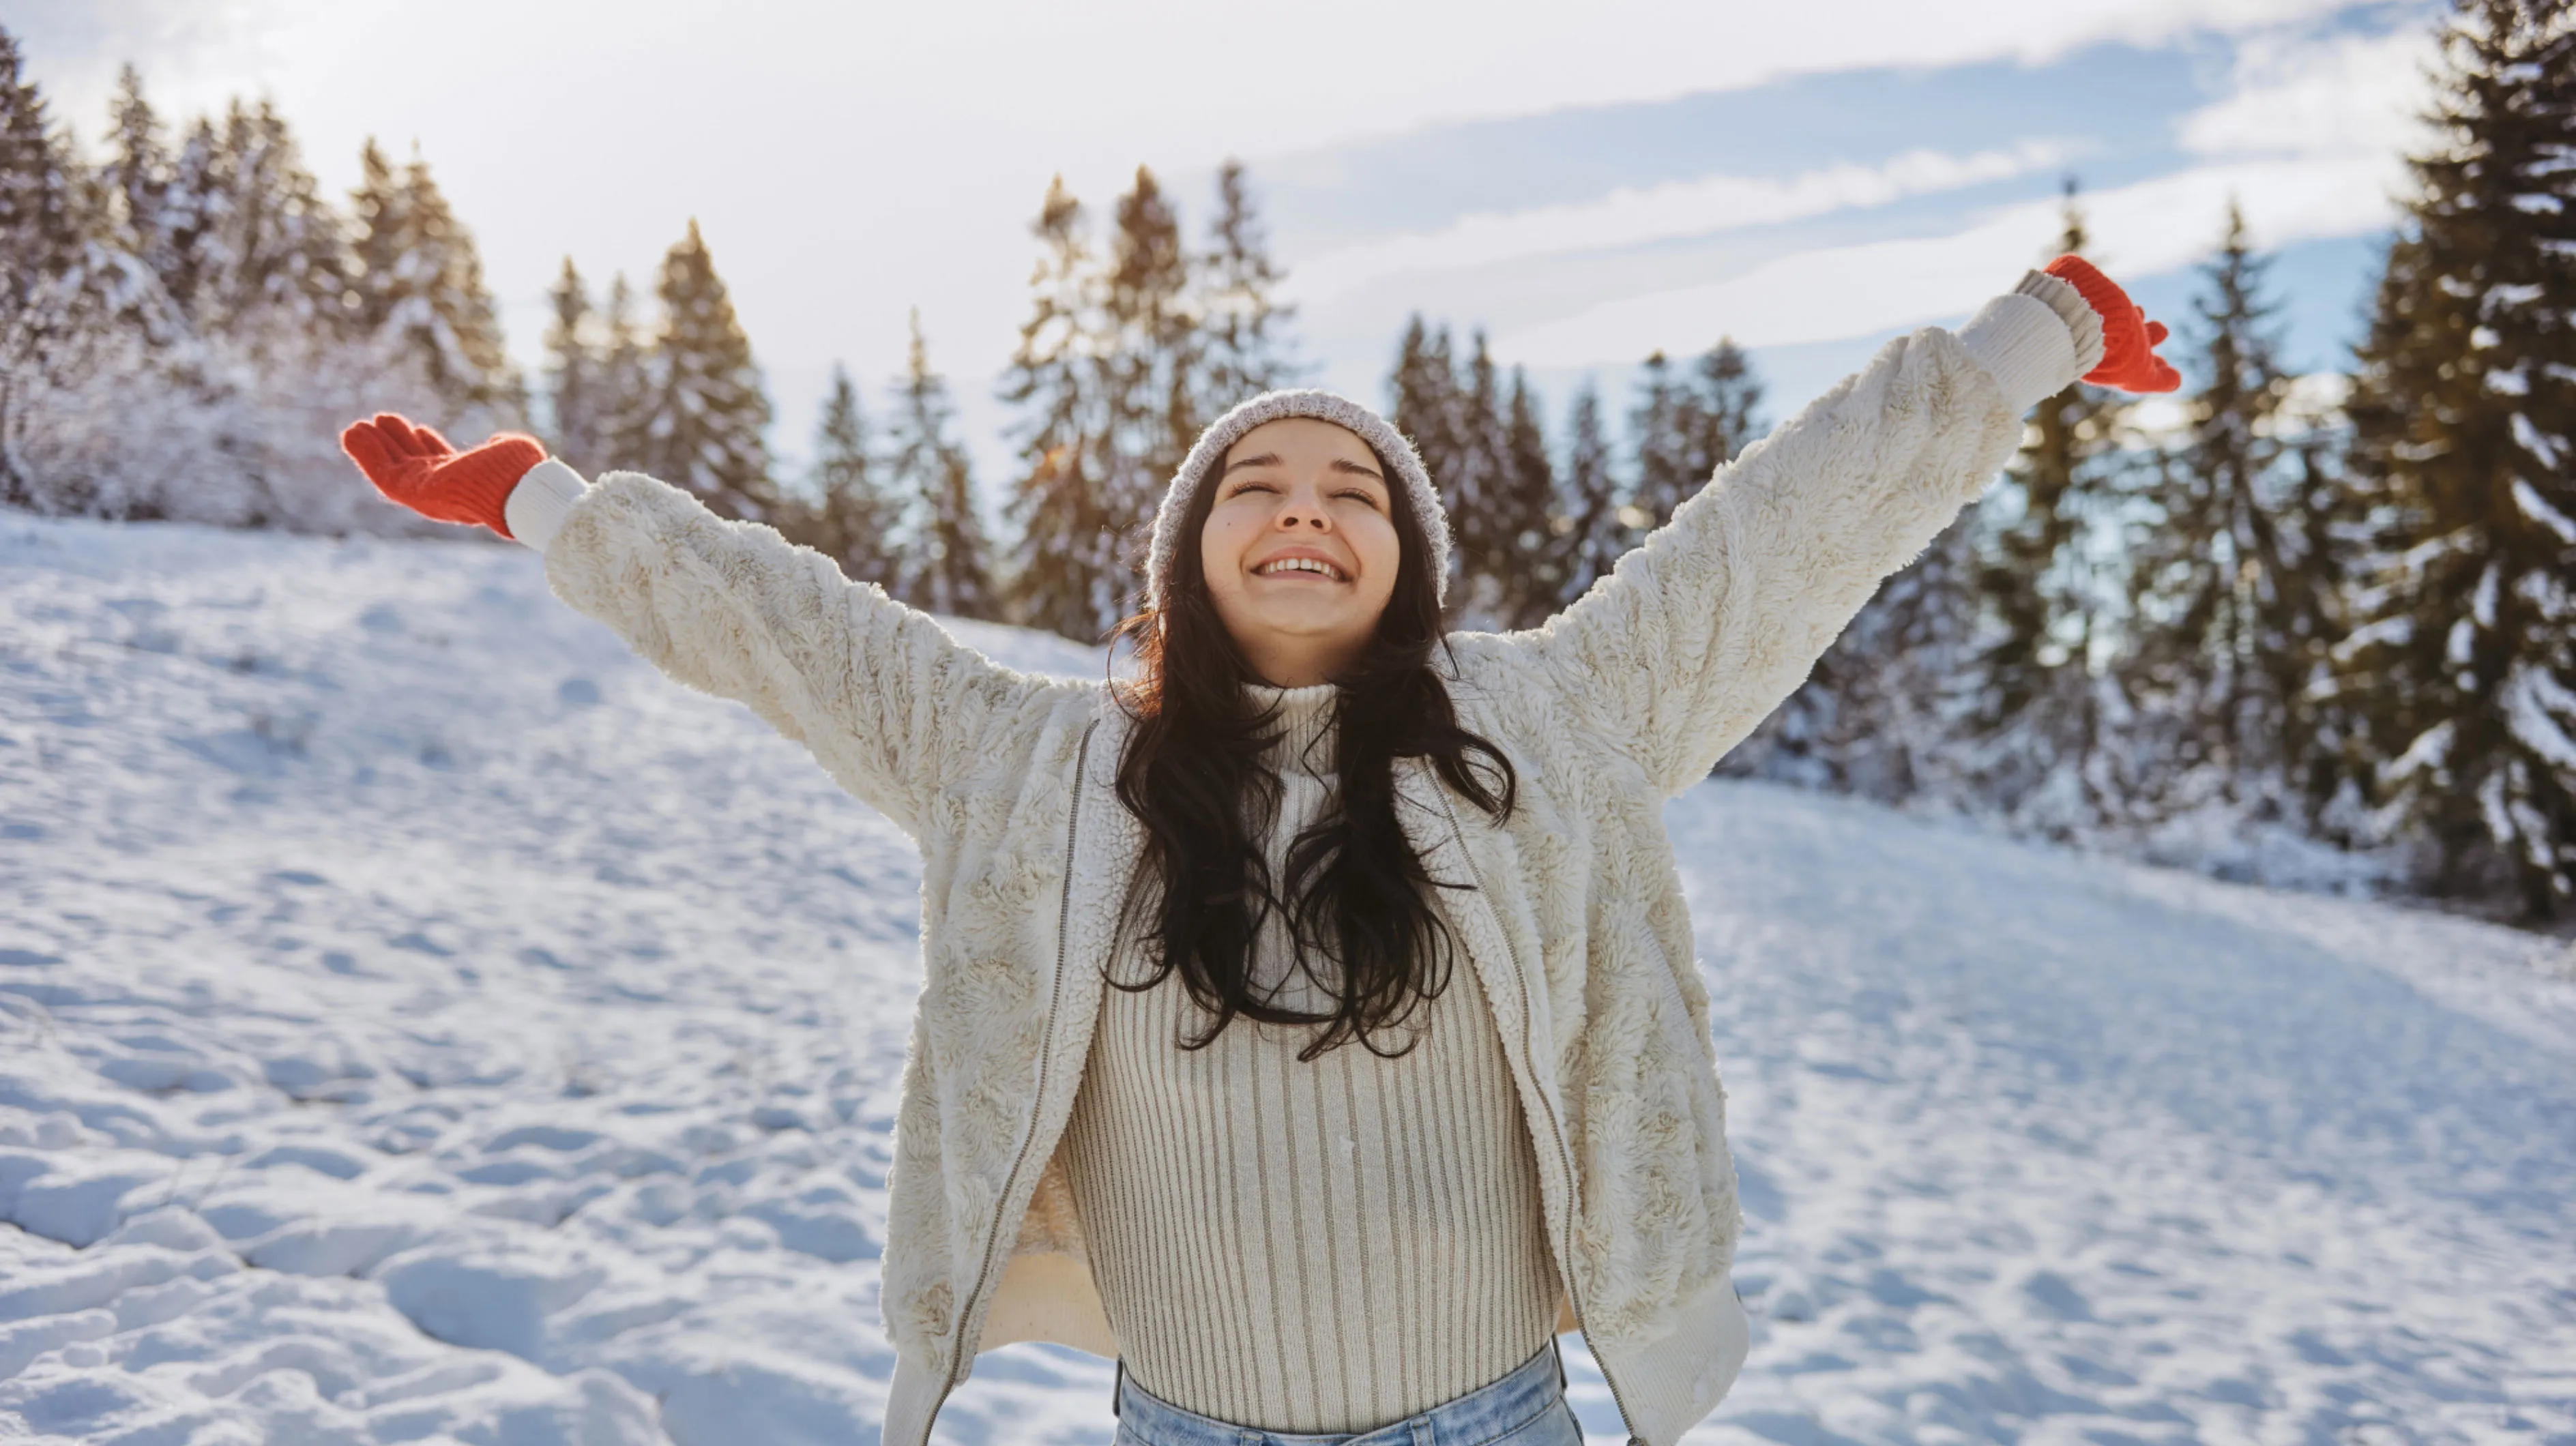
[1143, 389, 1452, 612]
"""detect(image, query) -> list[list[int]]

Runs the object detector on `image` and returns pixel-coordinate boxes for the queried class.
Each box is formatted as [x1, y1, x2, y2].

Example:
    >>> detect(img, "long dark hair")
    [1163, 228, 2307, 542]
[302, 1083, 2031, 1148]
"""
[1106, 441, 1517, 1061]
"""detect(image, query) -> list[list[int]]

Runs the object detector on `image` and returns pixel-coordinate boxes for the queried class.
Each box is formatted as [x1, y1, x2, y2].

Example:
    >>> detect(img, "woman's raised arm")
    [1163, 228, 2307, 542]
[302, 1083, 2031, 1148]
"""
[1480, 261, 2165, 797]
[342, 415, 1056, 838]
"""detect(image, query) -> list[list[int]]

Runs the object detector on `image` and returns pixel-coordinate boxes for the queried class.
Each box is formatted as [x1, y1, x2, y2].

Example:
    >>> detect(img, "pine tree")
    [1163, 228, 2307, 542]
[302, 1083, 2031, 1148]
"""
[2332, 0, 2576, 915]
[1497, 367, 1560, 626]
[542, 257, 600, 471]
[102, 67, 173, 288]
[1687, 338, 1763, 480]
[803, 362, 899, 588]
[2279, 379, 2362, 811]
[1628, 351, 1695, 531]
[347, 140, 407, 329]
[1446, 330, 1514, 625]
[0, 29, 98, 503]
[1389, 316, 1458, 482]
[1556, 379, 1632, 607]
[1388, 317, 1459, 602]
[1963, 184, 2135, 829]
[1098, 166, 1198, 590]
[2120, 201, 2328, 814]
[1193, 159, 1298, 413]
[349, 139, 512, 408]
[1001, 177, 1119, 638]
[888, 311, 995, 619]
[153, 116, 224, 325]
[593, 271, 649, 472]
[636, 219, 775, 521]
[68, 64, 187, 351]
[210, 100, 350, 336]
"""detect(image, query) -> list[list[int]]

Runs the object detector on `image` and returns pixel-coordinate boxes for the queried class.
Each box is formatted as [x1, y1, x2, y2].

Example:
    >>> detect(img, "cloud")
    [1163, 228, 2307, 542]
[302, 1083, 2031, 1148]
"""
[38, 0, 2378, 185]
[1491, 151, 2407, 365]
[1286, 141, 2078, 302]
[2177, 23, 2444, 161]
[1489, 13, 2442, 368]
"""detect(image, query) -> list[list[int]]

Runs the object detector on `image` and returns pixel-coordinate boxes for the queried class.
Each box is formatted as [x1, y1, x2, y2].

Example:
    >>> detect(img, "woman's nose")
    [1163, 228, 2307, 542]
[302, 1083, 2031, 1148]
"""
[1278, 497, 1329, 529]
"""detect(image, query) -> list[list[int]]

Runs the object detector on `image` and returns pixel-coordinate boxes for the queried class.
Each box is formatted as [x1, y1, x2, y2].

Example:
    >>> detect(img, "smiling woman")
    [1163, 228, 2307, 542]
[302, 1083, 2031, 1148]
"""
[1109, 390, 1510, 1069]
[338, 254, 2171, 1446]
[1197, 417, 1405, 686]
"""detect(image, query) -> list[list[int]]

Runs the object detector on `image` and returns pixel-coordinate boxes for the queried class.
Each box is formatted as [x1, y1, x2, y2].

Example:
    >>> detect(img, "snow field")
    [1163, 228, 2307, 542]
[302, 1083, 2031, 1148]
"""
[1, 514, 2571, 1445]
[1681, 789, 2576, 1444]
[0, 518, 1102, 1445]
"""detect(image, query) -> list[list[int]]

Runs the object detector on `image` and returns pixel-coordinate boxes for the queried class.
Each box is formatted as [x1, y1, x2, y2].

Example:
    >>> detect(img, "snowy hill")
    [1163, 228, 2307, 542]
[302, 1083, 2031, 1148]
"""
[2, 514, 2570, 1446]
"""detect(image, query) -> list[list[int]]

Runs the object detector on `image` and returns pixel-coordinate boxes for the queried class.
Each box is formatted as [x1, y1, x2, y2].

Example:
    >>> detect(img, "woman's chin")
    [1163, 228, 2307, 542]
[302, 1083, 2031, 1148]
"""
[1238, 611, 1371, 653]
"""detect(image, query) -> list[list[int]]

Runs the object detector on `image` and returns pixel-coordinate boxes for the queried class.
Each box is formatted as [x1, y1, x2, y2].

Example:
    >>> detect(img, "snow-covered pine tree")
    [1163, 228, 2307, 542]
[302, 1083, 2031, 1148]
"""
[1098, 166, 1197, 591]
[347, 141, 409, 331]
[1192, 159, 1300, 415]
[5, 33, 233, 522]
[210, 100, 351, 337]
[1388, 316, 1458, 482]
[1388, 316, 1467, 604]
[1444, 331, 1514, 625]
[2274, 377, 2361, 812]
[349, 140, 514, 411]
[800, 364, 898, 589]
[636, 219, 775, 522]
[1555, 379, 1633, 608]
[0, 29, 104, 505]
[152, 117, 225, 325]
[1001, 175, 1119, 639]
[1497, 367, 1560, 626]
[887, 311, 995, 620]
[1961, 185, 2136, 831]
[2120, 201, 2330, 818]
[593, 272, 649, 473]
[2332, 0, 2576, 916]
[542, 257, 600, 473]
[1688, 338, 1763, 479]
[1628, 351, 1695, 531]
[101, 68, 178, 297]
[96, 68, 221, 340]
[180, 99, 386, 533]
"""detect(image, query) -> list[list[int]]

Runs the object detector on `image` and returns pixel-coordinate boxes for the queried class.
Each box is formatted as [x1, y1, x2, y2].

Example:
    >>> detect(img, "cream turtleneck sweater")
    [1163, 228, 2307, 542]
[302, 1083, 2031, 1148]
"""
[1057, 683, 1562, 1433]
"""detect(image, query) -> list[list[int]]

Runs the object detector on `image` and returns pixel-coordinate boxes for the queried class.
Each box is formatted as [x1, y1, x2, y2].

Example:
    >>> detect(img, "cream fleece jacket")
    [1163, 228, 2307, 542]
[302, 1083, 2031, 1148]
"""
[501, 273, 2100, 1446]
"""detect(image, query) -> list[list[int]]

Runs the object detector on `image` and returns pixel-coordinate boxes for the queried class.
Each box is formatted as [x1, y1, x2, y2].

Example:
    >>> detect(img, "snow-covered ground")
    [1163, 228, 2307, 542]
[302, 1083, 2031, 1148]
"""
[2, 514, 2570, 1446]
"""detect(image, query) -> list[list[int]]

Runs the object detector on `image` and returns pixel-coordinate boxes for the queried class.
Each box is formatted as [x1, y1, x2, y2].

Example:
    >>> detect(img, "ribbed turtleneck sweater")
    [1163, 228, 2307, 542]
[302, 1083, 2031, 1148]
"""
[1057, 682, 1561, 1434]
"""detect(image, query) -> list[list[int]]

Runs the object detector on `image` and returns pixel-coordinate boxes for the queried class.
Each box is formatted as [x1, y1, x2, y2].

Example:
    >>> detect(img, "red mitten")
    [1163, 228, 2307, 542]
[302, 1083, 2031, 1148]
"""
[340, 413, 546, 538]
[2043, 254, 2181, 394]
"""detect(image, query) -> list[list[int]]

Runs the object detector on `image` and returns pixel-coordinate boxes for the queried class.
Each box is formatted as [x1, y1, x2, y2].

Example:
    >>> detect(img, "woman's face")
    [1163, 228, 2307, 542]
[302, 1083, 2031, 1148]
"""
[1197, 417, 1403, 688]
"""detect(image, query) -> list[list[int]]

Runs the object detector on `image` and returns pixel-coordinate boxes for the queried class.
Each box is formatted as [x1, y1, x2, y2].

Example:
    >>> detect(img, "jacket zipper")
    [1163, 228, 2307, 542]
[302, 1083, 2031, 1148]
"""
[931, 718, 1100, 1423]
[1432, 780, 1647, 1446]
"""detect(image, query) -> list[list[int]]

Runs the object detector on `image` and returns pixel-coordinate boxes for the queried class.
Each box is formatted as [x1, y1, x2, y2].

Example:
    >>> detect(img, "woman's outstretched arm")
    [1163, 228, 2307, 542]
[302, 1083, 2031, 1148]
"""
[1482, 259, 2167, 798]
[341, 416, 1056, 839]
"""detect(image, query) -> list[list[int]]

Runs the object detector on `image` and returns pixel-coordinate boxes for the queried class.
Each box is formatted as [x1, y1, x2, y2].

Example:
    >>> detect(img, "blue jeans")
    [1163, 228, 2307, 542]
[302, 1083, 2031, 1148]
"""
[1111, 1339, 1583, 1446]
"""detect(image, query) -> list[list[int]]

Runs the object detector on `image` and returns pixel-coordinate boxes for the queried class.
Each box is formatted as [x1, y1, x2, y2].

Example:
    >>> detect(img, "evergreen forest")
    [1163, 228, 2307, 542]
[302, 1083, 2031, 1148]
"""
[1, 0, 2568, 921]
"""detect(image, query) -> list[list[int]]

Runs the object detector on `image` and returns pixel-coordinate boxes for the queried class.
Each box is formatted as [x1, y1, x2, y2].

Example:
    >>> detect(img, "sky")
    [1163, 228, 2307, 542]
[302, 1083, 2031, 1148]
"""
[12, 0, 2447, 486]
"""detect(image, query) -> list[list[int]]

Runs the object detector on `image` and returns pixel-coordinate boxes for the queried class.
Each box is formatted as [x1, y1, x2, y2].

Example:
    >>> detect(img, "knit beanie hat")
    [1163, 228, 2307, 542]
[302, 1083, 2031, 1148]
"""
[1143, 389, 1452, 613]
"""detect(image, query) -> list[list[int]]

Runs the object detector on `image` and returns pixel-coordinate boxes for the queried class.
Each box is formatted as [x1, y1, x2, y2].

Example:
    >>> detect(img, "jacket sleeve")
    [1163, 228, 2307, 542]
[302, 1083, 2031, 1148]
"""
[521, 467, 1057, 839]
[1487, 274, 2103, 797]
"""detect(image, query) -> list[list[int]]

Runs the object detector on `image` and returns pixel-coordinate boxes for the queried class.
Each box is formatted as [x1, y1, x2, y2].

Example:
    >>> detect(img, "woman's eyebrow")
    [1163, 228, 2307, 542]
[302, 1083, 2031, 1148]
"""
[1329, 458, 1386, 482]
[1219, 453, 1283, 476]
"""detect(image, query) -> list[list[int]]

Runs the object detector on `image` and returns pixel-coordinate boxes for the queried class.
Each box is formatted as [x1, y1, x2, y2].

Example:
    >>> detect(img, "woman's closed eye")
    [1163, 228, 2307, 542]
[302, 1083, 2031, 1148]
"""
[1223, 480, 1379, 506]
